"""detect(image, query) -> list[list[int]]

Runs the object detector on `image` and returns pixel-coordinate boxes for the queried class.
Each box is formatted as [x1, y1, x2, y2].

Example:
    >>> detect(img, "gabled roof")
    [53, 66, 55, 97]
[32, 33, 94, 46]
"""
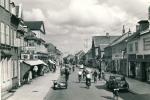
[110, 33, 129, 46]
[75, 50, 85, 56]
[127, 32, 140, 42]
[24, 21, 46, 34]
[92, 36, 119, 47]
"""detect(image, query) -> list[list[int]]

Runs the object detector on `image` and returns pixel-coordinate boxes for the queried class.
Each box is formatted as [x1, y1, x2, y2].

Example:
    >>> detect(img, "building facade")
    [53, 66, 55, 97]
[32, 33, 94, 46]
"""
[0, 1, 26, 98]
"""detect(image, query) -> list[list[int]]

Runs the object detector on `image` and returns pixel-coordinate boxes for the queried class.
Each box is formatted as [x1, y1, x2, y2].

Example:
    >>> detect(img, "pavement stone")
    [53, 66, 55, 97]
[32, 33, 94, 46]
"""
[7, 68, 60, 100]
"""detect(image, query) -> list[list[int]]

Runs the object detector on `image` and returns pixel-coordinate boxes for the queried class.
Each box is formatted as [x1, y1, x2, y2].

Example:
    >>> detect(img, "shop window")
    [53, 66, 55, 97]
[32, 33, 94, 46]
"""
[143, 37, 150, 50]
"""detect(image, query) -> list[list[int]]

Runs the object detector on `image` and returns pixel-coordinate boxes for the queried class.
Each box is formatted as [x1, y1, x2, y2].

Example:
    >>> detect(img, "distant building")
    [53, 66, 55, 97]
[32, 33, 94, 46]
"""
[91, 33, 119, 68]
[75, 50, 85, 65]
[46, 43, 63, 65]
[84, 49, 93, 67]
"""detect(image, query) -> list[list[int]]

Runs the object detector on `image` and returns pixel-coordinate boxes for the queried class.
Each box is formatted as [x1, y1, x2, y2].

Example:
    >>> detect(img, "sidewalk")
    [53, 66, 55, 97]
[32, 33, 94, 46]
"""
[105, 73, 150, 95]
[126, 77, 150, 94]
[7, 69, 60, 100]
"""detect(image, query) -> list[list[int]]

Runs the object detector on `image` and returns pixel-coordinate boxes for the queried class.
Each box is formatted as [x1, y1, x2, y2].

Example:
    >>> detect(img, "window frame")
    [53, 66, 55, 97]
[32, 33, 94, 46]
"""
[143, 37, 150, 50]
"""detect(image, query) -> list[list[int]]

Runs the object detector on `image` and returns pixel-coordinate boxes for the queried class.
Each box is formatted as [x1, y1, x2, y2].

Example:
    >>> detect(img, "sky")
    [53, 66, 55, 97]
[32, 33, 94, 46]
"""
[13, 0, 149, 55]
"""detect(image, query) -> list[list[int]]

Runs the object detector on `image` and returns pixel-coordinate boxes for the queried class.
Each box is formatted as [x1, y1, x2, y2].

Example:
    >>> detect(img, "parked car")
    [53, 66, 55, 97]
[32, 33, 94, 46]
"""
[106, 75, 129, 91]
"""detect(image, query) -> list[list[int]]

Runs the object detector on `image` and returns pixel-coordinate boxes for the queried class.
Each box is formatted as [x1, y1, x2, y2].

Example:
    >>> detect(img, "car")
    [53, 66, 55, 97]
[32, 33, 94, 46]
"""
[106, 75, 129, 91]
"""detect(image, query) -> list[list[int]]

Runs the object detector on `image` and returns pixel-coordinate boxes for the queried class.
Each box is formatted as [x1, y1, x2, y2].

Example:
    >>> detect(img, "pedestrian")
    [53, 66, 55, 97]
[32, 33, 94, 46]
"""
[28, 70, 32, 83]
[93, 70, 98, 83]
[65, 67, 70, 83]
[113, 88, 119, 100]
[72, 65, 75, 72]
[33, 66, 38, 78]
[53, 65, 56, 72]
[23, 71, 29, 84]
[82, 69, 86, 80]
[98, 71, 101, 80]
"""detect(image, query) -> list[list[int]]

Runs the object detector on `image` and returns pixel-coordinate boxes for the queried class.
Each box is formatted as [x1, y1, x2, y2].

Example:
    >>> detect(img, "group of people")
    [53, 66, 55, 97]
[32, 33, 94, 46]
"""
[23, 65, 39, 84]
[78, 68, 105, 83]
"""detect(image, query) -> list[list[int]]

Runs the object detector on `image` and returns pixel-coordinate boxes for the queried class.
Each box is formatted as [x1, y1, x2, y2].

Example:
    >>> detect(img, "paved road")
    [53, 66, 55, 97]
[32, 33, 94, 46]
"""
[47, 68, 150, 100]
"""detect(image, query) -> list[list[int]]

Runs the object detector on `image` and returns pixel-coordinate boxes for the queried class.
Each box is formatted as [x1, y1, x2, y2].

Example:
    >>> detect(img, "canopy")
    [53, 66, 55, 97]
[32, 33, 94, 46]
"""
[23, 60, 48, 66]
[48, 59, 55, 64]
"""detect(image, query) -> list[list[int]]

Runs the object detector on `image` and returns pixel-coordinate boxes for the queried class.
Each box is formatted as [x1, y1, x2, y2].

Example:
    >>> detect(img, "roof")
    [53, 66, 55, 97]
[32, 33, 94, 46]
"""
[92, 36, 119, 47]
[23, 60, 48, 66]
[110, 33, 129, 46]
[127, 32, 140, 42]
[75, 50, 85, 56]
[138, 20, 149, 24]
[24, 21, 46, 34]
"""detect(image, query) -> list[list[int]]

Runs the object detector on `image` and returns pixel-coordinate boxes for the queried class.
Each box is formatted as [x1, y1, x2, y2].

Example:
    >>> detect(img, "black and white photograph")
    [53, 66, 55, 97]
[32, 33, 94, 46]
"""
[0, 0, 150, 100]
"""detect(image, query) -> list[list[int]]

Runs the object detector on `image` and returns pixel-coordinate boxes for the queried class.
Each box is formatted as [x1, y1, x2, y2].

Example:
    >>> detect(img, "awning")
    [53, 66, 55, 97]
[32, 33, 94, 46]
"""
[23, 60, 48, 66]
[48, 59, 55, 64]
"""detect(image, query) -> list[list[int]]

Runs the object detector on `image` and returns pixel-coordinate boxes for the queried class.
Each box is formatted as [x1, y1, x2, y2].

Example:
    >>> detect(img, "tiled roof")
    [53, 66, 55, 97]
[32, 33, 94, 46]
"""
[92, 36, 119, 47]
[24, 21, 45, 34]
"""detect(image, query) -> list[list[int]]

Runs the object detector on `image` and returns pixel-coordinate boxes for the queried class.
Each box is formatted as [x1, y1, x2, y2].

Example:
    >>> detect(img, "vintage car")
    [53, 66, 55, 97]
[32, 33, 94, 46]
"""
[106, 75, 129, 91]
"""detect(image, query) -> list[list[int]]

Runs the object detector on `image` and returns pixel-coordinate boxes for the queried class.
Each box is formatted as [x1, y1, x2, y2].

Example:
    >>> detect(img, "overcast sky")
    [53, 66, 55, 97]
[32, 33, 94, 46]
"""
[14, 0, 149, 55]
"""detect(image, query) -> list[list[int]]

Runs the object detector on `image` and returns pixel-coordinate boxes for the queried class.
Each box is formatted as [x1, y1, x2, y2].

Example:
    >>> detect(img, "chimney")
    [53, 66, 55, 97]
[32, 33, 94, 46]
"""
[122, 25, 125, 34]
[138, 20, 149, 32]
[136, 25, 140, 32]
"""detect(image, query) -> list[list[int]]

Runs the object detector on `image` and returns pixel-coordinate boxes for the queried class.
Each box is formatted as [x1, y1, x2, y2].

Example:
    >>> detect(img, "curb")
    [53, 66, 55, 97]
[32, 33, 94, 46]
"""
[128, 89, 138, 94]
[43, 71, 60, 100]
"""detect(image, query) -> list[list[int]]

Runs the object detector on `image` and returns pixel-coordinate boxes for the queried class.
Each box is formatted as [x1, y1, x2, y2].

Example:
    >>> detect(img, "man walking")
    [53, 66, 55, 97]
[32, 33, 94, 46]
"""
[65, 67, 70, 82]
[93, 70, 98, 83]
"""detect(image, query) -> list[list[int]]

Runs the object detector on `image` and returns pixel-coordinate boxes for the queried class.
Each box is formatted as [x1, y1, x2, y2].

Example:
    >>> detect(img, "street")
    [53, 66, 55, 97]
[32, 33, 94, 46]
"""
[46, 68, 148, 100]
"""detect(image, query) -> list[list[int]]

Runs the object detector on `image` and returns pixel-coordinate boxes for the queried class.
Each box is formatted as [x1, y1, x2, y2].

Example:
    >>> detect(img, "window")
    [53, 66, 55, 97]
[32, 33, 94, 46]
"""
[13, 59, 17, 78]
[28, 40, 35, 46]
[14, 30, 17, 46]
[1, 22, 5, 44]
[0, 0, 5, 7]
[128, 43, 133, 52]
[6, 25, 10, 45]
[5, 0, 10, 11]
[143, 37, 150, 50]
[135, 42, 138, 51]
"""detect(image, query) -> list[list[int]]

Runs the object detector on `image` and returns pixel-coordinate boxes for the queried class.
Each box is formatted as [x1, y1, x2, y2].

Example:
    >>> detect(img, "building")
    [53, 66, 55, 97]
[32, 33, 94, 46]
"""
[46, 43, 63, 66]
[0, 1, 26, 99]
[75, 50, 85, 65]
[23, 21, 48, 61]
[127, 20, 150, 82]
[110, 31, 132, 75]
[84, 49, 93, 67]
[91, 33, 119, 68]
